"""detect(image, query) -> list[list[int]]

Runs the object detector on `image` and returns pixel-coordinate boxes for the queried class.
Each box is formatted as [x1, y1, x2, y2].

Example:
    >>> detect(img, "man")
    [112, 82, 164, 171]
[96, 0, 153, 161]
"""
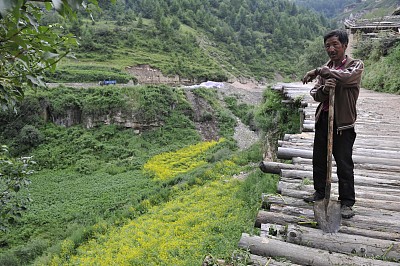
[302, 29, 364, 219]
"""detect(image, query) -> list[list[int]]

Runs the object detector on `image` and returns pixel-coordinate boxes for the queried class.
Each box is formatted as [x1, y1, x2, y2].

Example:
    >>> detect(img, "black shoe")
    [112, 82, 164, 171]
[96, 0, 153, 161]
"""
[303, 192, 324, 203]
[341, 205, 355, 219]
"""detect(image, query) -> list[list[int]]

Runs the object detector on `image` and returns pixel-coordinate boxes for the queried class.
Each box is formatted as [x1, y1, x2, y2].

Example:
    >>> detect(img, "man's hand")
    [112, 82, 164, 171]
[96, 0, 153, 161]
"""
[322, 78, 337, 93]
[302, 68, 320, 84]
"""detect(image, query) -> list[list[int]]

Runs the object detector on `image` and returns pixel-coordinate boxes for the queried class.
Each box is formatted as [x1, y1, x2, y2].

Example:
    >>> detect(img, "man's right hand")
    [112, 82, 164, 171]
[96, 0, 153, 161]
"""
[322, 78, 337, 93]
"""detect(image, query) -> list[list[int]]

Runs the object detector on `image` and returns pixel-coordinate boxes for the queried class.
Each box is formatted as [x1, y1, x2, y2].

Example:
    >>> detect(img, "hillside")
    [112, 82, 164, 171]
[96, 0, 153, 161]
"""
[43, 0, 331, 84]
[1, 0, 400, 264]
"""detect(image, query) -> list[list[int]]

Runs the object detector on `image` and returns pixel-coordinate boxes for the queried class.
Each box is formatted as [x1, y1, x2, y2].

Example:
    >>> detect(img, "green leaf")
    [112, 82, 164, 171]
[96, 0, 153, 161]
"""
[44, 2, 53, 10]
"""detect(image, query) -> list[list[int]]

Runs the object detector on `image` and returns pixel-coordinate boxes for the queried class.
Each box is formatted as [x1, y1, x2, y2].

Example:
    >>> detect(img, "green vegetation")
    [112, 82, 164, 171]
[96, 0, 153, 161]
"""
[353, 35, 400, 94]
[193, 88, 237, 139]
[0, 146, 35, 231]
[256, 88, 302, 138]
[224, 96, 256, 129]
[0, 0, 103, 110]
[37, 0, 332, 85]
[45, 65, 133, 84]
[0, 83, 295, 264]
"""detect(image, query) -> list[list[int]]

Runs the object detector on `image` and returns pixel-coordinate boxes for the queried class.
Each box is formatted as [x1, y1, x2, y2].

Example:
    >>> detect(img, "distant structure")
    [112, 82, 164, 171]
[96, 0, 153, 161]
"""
[344, 12, 400, 55]
[344, 15, 400, 34]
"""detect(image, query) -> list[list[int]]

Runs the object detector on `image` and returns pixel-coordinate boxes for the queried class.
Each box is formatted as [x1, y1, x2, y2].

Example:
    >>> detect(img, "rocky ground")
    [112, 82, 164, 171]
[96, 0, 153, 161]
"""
[184, 80, 265, 150]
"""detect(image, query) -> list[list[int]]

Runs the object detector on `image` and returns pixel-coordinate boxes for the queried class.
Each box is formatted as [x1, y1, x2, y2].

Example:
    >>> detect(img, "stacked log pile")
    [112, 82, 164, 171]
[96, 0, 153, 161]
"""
[238, 83, 400, 265]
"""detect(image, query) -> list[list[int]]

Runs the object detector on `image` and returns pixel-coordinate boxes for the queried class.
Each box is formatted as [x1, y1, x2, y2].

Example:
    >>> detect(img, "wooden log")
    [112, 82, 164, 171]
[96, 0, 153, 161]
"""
[280, 169, 400, 189]
[249, 254, 302, 266]
[284, 133, 400, 143]
[283, 133, 313, 141]
[259, 161, 311, 174]
[354, 147, 400, 159]
[355, 163, 400, 172]
[278, 187, 400, 212]
[303, 123, 314, 132]
[277, 147, 313, 160]
[238, 233, 399, 266]
[291, 157, 400, 172]
[254, 211, 400, 241]
[259, 161, 400, 178]
[278, 147, 400, 164]
[278, 140, 312, 148]
[262, 193, 400, 220]
[342, 128, 400, 137]
[266, 161, 400, 176]
[268, 205, 400, 233]
[276, 181, 400, 200]
[282, 167, 400, 184]
[279, 139, 400, 151]
[260, 224, 400, 260]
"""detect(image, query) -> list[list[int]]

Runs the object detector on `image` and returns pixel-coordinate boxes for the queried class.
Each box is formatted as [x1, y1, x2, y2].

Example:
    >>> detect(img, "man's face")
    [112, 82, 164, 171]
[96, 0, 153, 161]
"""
[324, 36, 347, 62]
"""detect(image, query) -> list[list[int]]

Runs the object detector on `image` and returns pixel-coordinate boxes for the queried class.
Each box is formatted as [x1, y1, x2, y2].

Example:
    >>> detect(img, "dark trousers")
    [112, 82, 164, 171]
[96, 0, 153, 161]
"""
[313, 111, 356, 207]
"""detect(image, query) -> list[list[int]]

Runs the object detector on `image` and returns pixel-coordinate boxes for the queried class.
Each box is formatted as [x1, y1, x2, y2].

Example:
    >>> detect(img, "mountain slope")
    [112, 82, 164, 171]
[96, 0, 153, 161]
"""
[46, 0, 331, 84]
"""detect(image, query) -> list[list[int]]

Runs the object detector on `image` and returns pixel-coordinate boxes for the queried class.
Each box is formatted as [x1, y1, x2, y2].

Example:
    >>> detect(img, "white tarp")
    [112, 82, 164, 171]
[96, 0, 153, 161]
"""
[184, 81, 224, 89]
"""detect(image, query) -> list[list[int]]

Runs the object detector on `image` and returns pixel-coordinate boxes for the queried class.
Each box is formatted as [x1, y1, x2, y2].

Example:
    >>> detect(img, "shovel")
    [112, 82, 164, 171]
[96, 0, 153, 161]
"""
[313, 85, 341, 233]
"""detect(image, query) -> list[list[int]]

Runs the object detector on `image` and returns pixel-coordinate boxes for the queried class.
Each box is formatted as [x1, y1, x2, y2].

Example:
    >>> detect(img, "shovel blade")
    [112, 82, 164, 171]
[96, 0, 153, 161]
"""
[314, 199, 341, 233]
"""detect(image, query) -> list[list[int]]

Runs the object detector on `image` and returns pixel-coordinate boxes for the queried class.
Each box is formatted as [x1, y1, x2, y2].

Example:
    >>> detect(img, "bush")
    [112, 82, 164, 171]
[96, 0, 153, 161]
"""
[206, 147, 233, 163]
[0, 146, 34, 230]
[74, 157, 99, 175]
[0, 254, 19, 266]
[359, 42, 400, 94]
[104, 164, 127, 175]
[13, 238, 49, 264]
[18, 125, 44, 148]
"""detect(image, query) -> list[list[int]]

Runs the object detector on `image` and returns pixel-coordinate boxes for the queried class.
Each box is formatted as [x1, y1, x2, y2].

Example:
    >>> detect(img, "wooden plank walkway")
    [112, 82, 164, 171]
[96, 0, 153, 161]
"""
[238, 82, 400, 265]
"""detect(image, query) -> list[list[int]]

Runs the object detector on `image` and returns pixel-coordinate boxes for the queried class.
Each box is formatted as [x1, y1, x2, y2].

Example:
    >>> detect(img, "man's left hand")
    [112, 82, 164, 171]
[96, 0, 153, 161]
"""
[302, 68, 319, 84]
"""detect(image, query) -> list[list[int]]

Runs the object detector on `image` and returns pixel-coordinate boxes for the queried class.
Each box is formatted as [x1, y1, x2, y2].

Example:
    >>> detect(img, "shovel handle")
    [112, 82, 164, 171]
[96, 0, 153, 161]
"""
[325, 86, 335, 200]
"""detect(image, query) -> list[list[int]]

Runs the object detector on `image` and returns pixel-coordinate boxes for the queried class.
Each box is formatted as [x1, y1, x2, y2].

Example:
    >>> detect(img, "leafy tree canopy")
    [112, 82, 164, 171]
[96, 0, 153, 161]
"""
[0, 0, 113, 111]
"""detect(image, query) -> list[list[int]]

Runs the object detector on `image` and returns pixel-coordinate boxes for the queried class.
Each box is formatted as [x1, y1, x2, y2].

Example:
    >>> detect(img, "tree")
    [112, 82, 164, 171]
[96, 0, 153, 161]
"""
[296, 36, 327, 78]
[0, 0, 111, 111]
[0, 145, 35, 231]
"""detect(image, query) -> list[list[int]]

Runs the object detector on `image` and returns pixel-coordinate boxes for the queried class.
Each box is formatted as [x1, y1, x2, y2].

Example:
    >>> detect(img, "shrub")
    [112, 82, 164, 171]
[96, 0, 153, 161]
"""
[18, 125, 44, 148]
[0, 254, 19, 266]
[104, 164, 127, 175]
[0, 146, 34, 230]
[13, 238, 49, 264]
[74, 157, 99, 175]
